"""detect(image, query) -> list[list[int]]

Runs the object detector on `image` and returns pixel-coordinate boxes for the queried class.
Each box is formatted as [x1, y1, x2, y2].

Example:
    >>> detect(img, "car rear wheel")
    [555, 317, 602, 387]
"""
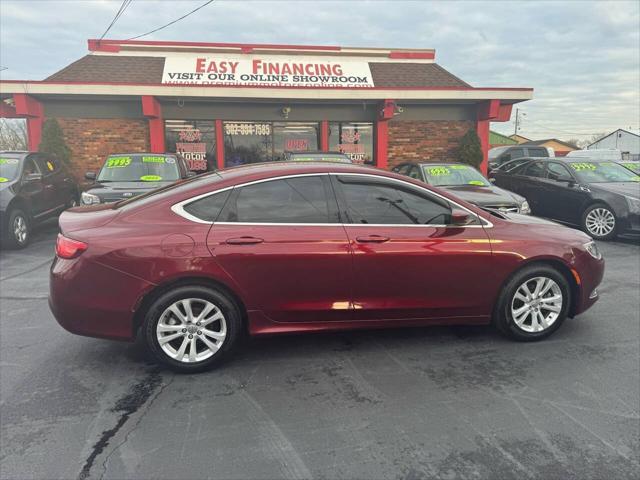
[582, 203, 616, 240]
[2, 208, 30, 249]
[495, 265, 570, 341]
[142, 285, 241, 373]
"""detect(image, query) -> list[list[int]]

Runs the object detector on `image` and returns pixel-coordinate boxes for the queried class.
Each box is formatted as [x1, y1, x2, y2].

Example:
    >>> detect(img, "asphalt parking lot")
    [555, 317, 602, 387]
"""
[1, 221, 639, 480]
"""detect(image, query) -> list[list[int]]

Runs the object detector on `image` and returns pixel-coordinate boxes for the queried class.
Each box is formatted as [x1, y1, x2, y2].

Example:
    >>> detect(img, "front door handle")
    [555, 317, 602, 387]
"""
[356, 235, 390, 243]
[226, 236, 264, 245]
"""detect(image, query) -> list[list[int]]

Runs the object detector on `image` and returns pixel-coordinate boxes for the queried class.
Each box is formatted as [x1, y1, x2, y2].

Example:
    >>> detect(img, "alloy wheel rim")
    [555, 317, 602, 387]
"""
[585, 208, 615, 237]
[13, 215, 27, 243]
[510, 276, 563, 333]
[156, 298, 227, 363]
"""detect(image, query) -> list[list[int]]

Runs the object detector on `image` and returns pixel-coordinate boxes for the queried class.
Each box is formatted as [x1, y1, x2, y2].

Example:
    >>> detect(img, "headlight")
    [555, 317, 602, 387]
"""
[583, 240, 602, 260]
[519, 200, 531, 215]
[81, 191, 100, 205]
[626, 196, 640, 214]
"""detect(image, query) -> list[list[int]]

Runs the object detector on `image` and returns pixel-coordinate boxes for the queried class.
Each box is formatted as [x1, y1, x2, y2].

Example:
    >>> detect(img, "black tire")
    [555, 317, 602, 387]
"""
[142, 285, 242, 373]
[494, 265, 571, 341]
[2, 208, 30, 249]
[581, 203, 617, 241]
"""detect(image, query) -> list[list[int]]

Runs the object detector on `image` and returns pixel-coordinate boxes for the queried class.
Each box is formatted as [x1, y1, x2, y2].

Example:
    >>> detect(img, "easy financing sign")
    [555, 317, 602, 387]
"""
[162, 54, 375, 88]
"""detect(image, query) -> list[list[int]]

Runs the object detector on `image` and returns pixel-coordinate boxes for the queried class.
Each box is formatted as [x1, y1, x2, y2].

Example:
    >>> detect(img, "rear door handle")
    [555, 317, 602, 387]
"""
[226, 236, 264, 245]
[356, 235, 390, 243]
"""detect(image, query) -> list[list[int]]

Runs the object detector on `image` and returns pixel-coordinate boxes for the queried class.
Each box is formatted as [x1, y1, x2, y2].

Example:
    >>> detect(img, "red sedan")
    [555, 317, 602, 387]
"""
[49, 162, 604, 372]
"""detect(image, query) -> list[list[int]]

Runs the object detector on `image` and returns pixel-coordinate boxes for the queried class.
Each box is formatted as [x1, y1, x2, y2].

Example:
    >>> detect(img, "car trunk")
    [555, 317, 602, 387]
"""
[59, 204, 121, 234]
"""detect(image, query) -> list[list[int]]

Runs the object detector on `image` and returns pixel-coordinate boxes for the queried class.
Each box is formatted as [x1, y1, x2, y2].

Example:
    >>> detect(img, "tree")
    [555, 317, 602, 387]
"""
[566, 138, 580, 149]
[39, 118, 71, 164]
[0, 119, 27, 150]
[456, 129, 483, 168]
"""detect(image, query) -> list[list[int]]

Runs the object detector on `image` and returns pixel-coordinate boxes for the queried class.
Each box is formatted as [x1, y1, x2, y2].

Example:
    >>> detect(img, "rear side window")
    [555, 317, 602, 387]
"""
[336, 176, 453, 225]
[182, 190, 231, 222]
[502, 148, 525, 162]
[220, 176, 335, 223]
[35, 154, 58, 174]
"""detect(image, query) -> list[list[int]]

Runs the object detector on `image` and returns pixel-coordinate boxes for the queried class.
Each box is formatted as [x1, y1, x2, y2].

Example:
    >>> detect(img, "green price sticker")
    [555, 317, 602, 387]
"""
[142, 156, 167, 163]
[140, 175, 162, 182]
[0, 158, 19, 165]
[570, 162, 597, 171]
[468, 180, 485, 186]
[0, 177, 9, 183]
[450, 165, 468, 170]
[107, 156, 132, 168]
[428, 167, 451, 176]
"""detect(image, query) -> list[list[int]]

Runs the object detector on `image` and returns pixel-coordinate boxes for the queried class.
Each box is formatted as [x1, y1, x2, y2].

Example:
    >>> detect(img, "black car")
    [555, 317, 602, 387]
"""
[489, 145, 550, 170]
[392, 162, 531, 214]
[283, 151, 352, 163]
[81, 153, 193, 205]
[492, 158, 640, 240]
[0, 151, 79, 248]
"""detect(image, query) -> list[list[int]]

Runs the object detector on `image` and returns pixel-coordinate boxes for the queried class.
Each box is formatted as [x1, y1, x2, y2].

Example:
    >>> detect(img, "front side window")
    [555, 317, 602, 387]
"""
[97, 154, 180, 182]
[524, 162, 546, 178]
[337, 176, 453, 225]
[422, 164, 490, 187]
[221, 176, 335, 223]
[568, 161, 640, 183]
[547, 162, 573, 181]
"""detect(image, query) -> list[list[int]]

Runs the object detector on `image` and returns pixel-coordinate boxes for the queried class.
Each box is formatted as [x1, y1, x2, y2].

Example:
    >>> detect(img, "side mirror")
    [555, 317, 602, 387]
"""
[555, 175, 574, 184]
[85, 171, 96, 181]
[450, 209, 473, 226]
[24, 173, 42, 182]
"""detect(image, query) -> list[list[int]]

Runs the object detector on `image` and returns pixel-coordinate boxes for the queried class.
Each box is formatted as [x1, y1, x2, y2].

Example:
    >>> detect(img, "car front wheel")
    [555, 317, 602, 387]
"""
[142, 285, 242, 373]
[582, 203, 616, 240]
[495, 265, 570, 341]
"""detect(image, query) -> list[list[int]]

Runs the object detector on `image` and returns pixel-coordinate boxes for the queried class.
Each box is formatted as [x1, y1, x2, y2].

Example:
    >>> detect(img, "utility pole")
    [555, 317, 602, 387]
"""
[513, 109, 525, 136]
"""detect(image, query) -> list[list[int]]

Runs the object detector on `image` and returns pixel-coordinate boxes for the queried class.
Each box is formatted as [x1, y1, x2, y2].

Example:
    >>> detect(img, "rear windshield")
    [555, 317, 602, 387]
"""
[0, 155, 22, 183]
[568, 161, 640, 183]
[97, 154, 180, 182]
[422, 164, 490, 187]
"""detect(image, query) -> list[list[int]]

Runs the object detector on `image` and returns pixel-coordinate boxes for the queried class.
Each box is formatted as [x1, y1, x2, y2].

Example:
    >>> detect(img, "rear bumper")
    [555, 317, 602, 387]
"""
[49, 255, 155, 341]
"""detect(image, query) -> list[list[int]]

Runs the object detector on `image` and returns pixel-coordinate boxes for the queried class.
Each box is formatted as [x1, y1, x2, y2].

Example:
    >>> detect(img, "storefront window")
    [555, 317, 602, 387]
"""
[224, 121, 319, 167]
[165, 120, 216, 172]
[329, 122, 374, 165]
[273, 122, 320, 161]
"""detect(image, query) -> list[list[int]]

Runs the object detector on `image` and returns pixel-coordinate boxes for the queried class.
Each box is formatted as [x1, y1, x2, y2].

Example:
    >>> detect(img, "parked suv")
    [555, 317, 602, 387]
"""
[489, 145, 550, 170]
[0, 151, 79, 248]
[81, 153, 193, 205]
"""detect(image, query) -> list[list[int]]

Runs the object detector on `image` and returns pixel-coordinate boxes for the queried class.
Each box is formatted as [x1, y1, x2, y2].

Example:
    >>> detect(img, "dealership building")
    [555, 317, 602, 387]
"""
[0, 39, 532, 176]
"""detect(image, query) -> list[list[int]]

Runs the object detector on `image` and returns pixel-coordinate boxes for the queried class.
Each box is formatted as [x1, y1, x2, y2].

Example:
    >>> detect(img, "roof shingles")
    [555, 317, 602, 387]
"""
[45, 55, 471, 88]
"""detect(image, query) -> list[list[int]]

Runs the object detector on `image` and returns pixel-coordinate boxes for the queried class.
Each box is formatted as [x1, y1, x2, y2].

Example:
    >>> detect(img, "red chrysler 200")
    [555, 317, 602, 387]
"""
[49, 162, 604, 372]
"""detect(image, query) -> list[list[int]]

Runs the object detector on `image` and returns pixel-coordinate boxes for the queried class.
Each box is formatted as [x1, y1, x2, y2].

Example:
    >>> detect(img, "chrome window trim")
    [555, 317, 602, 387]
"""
[170, 171, 493, 229]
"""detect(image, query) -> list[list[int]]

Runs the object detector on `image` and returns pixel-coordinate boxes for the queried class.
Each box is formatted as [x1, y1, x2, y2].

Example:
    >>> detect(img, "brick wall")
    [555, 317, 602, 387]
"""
[57, 118, 149, 180]
[387, 120, 475, 169]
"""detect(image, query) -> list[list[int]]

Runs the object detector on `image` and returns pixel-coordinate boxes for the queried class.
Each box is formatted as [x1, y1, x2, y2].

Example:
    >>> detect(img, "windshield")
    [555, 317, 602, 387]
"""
[422, 164, 490, 187]
[97, 155, 180, 182]
[568, 161, 640, 183]
[621, 162, 640, 173]
[0, 156, 22, 183]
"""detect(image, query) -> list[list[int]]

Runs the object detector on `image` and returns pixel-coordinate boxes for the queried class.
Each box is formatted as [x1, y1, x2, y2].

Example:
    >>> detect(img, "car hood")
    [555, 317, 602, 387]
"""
[589, 182, 640, 199]
[439, 184, 525, 206]
[86, 181, 172, 201]
[493, 212, 592, 243]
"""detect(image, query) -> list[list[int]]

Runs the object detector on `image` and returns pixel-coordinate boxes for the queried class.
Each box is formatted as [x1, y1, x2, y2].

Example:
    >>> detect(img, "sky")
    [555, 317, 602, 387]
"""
[1, 0, 639, 143]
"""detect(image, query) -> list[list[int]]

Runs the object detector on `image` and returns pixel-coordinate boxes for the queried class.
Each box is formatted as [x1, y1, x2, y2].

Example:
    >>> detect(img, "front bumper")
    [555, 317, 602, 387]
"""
[571, 250, 605, 316]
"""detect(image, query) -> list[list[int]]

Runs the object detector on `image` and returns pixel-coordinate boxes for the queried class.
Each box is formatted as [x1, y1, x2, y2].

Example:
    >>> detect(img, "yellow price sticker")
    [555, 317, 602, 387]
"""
[142, 156, 167, 163]
[570, 162, 597, 171]
[140, 175, 162, 182]
[0, 177, 9, 183]
[107, 157, 132, 168]
[427, 167, 451, 176]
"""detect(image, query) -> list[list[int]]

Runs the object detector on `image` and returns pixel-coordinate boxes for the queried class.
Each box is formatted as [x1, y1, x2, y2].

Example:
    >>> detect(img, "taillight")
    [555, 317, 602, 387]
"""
[56, 234, 88, 259]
